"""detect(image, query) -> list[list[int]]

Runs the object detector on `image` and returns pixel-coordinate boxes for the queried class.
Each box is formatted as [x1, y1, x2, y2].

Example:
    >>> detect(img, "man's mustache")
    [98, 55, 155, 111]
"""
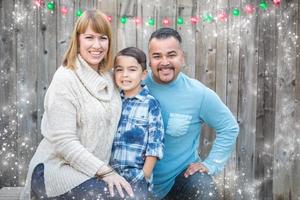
[157, 66, 175, 71]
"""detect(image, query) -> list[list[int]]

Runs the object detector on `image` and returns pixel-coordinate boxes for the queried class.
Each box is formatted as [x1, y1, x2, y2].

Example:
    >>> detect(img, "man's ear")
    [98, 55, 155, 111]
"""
[181, 50, 186, 66]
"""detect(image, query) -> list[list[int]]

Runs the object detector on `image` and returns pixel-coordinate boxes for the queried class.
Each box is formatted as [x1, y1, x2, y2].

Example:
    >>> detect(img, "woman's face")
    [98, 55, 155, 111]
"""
[78, 25, 109, 71]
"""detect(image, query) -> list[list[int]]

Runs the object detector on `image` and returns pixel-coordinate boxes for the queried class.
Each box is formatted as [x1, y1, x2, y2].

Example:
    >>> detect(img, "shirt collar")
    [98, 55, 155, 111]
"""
[120, 84, 149, 101]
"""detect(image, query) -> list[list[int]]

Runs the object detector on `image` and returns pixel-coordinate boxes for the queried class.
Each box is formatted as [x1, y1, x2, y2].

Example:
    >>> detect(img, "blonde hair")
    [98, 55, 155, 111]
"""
[62, 9, 113, 72]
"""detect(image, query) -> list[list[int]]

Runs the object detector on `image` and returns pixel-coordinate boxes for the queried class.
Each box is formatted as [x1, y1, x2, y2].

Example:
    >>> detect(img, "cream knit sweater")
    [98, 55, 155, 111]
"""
[20, 55, 122, 199]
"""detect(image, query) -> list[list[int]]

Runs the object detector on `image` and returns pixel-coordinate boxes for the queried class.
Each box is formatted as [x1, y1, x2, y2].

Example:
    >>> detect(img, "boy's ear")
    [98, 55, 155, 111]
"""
[141, 69, 148, 80]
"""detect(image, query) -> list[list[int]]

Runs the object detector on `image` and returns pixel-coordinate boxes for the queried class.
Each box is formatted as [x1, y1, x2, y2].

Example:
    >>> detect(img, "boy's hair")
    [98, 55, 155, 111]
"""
[62, 9, 113, 72]
[149, 27, 182, 44]
[115, 47, 147, 71]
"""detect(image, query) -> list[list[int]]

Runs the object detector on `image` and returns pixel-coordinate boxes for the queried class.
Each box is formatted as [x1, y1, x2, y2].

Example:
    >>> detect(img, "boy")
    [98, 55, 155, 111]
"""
[110, 47, 164, 199]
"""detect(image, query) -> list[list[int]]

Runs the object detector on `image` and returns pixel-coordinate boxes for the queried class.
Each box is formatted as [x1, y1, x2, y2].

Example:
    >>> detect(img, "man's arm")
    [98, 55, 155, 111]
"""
[198, 87, 239, 175]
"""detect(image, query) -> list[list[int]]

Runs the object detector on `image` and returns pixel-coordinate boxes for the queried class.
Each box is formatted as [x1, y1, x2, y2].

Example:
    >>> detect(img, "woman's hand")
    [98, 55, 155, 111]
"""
[184, 162, 209, 178]
[102, 172, 134, 198]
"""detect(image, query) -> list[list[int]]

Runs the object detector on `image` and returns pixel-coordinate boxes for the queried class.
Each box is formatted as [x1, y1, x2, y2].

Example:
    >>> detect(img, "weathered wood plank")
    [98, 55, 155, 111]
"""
[15, 0, 39, 186]
[156, 0, 176, 29]
[255, 1, 277, 199]
[224, 0, 240, 199]
[293, 1, 300, 199]
[79, 0, 96, 11]
[176, 0, 196, 78]
[0, 0, 18, 187]
[214, 0, 229, 196]
[215, 0, 228, 102]
[195, 2, 206, 82]
[117, 0, 137, 50]
[273, 0, 298, 199]
[138, 0, 156, 58]
[56, 0, 75, 65]
[135, 0, 144, 50]
[0, 187, 23, 200]
[215, 0, 235, 198]
[235, 0, 259, 199]
[197, 0, 217, 164]
[36, 0, 58, 145]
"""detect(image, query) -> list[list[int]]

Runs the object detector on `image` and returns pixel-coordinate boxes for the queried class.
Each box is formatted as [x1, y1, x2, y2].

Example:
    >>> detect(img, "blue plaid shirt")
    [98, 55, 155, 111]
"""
[110, 85, 164, 184]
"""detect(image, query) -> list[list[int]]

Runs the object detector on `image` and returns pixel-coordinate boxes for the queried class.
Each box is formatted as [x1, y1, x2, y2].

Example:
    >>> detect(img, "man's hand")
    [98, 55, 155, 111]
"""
[102, 172, 134, 198]
[184, 162, 209, 178]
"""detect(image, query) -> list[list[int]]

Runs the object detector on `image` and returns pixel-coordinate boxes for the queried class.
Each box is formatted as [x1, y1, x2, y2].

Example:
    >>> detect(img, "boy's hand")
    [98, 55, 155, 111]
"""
[184, 162, 209, 178]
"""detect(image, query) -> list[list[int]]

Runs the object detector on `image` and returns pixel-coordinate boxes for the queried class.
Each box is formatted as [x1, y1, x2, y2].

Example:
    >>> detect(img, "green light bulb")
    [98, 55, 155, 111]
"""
[232, 8, 240, 16]
[148, 18, 155, 26]
[76, 9, 83, 17]
[203, 14, 213, 23]
[259, 1, 268, 10]
[47, 1, 55, 11]
[120, 16, 127, 24]
[177, 17, 184, 25]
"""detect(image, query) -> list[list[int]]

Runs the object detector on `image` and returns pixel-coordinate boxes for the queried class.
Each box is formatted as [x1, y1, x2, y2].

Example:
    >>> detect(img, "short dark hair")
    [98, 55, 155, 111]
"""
[115, 47, 147, 71]
[149, 28, 182, 44]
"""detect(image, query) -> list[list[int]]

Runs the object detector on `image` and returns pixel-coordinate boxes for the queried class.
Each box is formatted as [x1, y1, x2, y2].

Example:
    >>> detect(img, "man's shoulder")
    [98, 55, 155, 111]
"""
[180, 73, 207, 91]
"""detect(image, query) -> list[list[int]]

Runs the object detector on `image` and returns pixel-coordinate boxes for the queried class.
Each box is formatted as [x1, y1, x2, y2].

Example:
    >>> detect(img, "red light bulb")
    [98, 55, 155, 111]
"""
[134, 17, 142, 25]
[107, 16, 113, 22]
[162, 18, 170, 26]
[217, 11, 227, 21]
[61, 6, 68, 15]
[190, 16, 199, 24]
[244, 4, 255, 14]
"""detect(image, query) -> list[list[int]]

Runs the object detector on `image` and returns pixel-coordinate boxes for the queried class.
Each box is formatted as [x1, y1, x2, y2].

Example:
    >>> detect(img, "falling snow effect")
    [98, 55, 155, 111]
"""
[1, 0, 300, 199]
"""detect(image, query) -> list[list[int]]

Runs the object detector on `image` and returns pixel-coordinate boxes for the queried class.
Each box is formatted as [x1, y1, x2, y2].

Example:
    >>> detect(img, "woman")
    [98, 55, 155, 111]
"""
[20, 10, 134, 199]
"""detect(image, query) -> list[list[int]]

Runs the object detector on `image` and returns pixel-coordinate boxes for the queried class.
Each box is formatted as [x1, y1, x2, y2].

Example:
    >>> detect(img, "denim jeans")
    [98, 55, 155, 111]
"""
[31, 163, 149, 200]
[162, 169, 219, 200]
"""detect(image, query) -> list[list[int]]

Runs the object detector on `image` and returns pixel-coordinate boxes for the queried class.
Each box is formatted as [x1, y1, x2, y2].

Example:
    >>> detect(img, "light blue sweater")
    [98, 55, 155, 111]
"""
[144, 72, 239, 199]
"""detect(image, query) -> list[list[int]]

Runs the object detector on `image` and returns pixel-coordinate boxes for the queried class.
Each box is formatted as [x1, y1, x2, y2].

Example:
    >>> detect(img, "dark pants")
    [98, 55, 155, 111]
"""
[162, 170, 219, 200]
[31, 163, 149, 200]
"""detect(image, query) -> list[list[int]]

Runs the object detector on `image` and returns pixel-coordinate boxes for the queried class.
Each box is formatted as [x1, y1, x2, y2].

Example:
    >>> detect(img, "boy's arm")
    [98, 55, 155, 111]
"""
[143, 156, 157, 180]
[143, 98, 164, 179]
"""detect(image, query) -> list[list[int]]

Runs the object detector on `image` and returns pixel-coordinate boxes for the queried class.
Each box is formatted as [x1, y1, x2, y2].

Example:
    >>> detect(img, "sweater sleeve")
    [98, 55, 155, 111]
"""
[199, 87, 239, 175]
[42, 72, 104, 177]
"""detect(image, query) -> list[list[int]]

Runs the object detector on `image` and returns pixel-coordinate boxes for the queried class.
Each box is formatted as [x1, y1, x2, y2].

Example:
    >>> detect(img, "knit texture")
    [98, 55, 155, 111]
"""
[20, 55, 121, 199]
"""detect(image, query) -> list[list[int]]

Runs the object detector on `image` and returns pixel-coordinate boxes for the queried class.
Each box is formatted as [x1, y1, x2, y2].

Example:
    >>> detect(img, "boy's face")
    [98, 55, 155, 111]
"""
[114, 55, 147, 97]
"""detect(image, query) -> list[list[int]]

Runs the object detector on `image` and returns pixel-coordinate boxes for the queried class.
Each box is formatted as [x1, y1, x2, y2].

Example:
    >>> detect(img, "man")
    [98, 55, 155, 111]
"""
[144, 27, 239, 199]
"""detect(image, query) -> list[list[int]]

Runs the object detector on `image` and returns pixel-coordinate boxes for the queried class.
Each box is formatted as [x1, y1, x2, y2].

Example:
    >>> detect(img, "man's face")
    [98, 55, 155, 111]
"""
[148, 37, 185, 84]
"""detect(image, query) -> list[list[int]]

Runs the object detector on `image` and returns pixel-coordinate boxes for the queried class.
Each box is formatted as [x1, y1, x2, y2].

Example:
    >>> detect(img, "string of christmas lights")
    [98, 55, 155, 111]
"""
[33, 0, 282, 26]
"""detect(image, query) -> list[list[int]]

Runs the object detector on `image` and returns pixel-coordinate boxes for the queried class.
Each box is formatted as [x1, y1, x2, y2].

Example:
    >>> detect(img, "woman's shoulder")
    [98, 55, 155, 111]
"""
[51, 66, 79, 86]
[47, 66, 77, 92]
[53, 66, 75, 79]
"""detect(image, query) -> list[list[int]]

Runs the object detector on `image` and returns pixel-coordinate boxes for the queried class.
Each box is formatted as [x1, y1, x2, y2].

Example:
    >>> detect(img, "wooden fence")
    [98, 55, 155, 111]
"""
[0, 0, 299, 199]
